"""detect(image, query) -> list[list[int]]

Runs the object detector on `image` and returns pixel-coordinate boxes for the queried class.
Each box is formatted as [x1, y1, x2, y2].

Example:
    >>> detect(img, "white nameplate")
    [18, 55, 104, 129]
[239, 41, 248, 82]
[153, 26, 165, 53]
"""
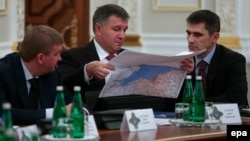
[15, 125, 39, 141]
[120, 108, 157, 132]
[213, 103, 242, 125]
[85, 115, 99, 137]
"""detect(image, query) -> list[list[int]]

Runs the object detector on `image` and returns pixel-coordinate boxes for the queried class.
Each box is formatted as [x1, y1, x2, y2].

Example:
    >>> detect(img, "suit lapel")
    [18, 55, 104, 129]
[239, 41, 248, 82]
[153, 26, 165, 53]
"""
[38, 74, 56, 108]
[87, 41, 100, 61]
[38, 79, 48, 108]
[87, 41, 105, 85]
[13, 55, 30, 108]
[207, 45, 221, 91]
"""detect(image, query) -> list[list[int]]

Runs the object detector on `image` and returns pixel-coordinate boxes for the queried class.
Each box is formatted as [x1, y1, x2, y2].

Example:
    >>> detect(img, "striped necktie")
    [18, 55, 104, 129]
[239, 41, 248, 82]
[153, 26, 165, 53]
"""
[106, 54, 115, 61]
[198, 60, 207, 93]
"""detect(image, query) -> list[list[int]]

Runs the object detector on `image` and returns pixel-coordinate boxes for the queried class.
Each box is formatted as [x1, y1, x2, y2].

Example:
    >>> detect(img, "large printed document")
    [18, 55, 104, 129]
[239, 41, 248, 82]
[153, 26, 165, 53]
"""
[99, 49, 205, 98]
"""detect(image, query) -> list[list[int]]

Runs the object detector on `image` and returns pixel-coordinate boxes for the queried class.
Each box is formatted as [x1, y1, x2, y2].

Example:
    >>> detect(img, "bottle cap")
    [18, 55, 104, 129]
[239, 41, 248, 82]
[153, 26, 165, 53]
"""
[186, 75, 192, 79]
[56, 86, 63, 91]
[74, 86, 81, 91]
[196, 76, 202, 80]
[2, 102, 11, 109]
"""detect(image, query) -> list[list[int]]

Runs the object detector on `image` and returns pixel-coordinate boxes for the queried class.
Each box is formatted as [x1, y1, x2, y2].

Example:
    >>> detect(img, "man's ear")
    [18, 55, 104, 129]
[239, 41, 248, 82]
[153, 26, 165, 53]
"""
[95, 23, 102, 35]
[212, 32, 220, 43]
[36, 53, 44, 64]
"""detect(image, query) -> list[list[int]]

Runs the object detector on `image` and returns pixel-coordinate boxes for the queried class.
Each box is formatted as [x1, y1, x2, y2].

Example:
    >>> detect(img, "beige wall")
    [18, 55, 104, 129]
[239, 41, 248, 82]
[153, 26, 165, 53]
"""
[241, 0, 250, 34]
[140, 0, 218, 34]
[141, 0, 188, 34]
[0, 12, 10, 42]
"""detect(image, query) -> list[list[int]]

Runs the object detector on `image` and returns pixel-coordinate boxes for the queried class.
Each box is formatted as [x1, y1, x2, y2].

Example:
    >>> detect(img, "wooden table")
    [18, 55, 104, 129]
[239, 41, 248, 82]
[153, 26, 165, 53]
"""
[98, 118, 250, 141]
[99, 124, 227, 141]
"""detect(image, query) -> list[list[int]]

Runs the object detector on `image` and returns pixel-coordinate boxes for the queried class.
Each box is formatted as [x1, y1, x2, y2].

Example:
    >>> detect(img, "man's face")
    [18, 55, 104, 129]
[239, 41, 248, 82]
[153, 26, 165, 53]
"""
[95, 15, 128, 54]
[40, 44, 62, 73]
[186, 22, 219, 59]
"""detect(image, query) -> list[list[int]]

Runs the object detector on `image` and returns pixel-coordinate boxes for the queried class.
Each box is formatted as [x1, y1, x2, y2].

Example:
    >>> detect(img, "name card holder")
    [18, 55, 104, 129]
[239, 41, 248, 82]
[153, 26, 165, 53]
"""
[85, 115, 99, 137]
[213, 103, 242, 125]
[120, 108, 157, 132]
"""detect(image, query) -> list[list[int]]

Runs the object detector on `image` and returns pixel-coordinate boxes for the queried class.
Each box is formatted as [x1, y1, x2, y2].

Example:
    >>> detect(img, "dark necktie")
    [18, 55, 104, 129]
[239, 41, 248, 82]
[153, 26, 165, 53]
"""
[28, 78, 38, 109]
[198, 60, 207, 93]
[106, 54, 115, 61]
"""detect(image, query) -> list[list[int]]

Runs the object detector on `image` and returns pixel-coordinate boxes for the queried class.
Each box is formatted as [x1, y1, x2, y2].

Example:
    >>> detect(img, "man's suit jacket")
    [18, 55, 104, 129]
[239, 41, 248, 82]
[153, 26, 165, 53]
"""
[58, 40, 175, 111]
[59, 40, 110, 93]
[0, 53, 73, 125]
[190, 44, 248, 107]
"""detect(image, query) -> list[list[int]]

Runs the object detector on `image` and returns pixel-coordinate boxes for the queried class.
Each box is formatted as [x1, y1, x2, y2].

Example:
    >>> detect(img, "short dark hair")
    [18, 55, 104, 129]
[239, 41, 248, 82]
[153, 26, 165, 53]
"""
[92, 4, 130, 32]
[186, 10, 220, 35]
[19, 25, 64, 62]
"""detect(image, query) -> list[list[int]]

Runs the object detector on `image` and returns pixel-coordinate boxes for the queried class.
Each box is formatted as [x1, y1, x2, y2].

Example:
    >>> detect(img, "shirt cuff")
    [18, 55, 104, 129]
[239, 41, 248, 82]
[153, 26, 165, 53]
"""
[46, 108, 53, 119]
[84, 65, 92, 85]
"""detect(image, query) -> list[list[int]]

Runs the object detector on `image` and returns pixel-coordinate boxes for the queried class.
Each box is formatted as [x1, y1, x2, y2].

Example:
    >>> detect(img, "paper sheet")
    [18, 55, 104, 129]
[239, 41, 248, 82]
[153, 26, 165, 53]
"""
[99, 49, 205, 98]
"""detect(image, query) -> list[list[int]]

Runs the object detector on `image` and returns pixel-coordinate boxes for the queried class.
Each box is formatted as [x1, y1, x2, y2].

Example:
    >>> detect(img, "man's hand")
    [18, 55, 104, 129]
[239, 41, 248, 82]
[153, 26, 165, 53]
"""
[180, 58, 194, 73]
[86, 61, 115, 79]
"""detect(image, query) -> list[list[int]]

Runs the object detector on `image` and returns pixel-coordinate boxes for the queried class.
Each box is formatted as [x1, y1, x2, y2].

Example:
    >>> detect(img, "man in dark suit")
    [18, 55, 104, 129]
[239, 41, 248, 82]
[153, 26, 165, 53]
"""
[0, 25, 74, 125]
[58, 4, 194, 112]
[185, 10, 248, 107]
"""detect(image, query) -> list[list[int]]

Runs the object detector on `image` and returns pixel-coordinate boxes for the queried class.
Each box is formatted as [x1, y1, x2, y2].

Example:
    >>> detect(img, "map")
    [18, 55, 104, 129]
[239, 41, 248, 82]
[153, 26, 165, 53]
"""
[99, 49, 205, 98]
[100, 64, 186, 98]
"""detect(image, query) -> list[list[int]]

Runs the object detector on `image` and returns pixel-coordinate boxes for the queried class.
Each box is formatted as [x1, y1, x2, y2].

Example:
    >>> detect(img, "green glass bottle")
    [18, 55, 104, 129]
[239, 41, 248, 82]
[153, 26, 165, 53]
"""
[4, 129, 15, 141]
[52, 86, 67, 138]
[190, 76, 206, 122]
[2, 103, 15, 141]
[70, 86, 84, 138]
[182, 75, 193, 121]
[0, 122, 5, 141]
[182, 75, 193, 103]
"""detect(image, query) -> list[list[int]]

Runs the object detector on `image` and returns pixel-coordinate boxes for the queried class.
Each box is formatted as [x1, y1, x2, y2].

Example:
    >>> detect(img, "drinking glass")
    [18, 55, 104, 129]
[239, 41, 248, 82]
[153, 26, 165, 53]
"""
[205, 102, 214, 120]
[175, 103, 189, 120]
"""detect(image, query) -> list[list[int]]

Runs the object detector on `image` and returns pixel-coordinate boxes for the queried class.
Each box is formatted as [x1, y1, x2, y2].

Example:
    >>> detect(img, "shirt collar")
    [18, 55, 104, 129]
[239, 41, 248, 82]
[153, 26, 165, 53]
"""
[94, 39, 109, 61]
[195, 45, 216, 66]
[21, 59, 33, 81]
[93, 39, 116, 61]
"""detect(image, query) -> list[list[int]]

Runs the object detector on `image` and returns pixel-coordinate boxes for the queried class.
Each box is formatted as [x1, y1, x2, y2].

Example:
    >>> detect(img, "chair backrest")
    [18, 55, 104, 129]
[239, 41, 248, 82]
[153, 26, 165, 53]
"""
[84, 90, 100, 112]
[85, 91, 176, 112]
